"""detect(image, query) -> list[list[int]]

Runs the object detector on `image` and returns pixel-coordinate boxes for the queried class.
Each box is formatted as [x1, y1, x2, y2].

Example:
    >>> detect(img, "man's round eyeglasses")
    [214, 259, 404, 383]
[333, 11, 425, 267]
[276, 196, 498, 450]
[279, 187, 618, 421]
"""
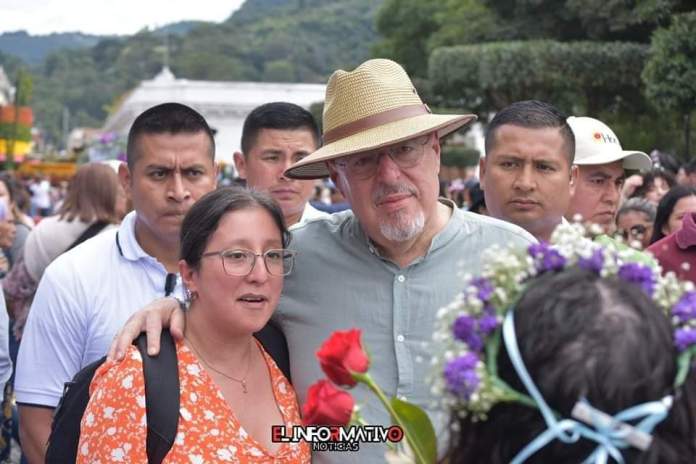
[332, 134, 432, 180]
[201, 249, 296, 276]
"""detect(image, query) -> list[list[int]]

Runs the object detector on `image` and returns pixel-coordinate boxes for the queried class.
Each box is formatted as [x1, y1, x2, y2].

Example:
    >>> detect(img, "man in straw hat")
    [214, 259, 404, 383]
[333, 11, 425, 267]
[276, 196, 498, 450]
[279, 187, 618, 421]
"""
[564, 116, 652, 234]
[109, 59, 535, 462]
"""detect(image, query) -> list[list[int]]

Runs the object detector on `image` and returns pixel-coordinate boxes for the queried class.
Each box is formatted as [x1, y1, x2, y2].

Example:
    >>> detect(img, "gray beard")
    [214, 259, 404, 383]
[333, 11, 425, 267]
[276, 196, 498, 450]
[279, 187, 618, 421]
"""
[378, 209, 425, 242]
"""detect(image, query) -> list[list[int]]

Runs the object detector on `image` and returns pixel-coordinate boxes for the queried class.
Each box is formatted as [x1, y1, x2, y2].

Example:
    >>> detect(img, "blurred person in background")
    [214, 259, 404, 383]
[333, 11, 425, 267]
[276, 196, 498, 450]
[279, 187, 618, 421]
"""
[3, 163, 126, 342]
[28, 175, 52, 218]
[0, 175, 32, 273]
[625, 169, 676, 206]
[680, 159, 696, 187]
[467, 182, 488, 215]
[648, 185, 696, 245]
[615, 198, 656, 250]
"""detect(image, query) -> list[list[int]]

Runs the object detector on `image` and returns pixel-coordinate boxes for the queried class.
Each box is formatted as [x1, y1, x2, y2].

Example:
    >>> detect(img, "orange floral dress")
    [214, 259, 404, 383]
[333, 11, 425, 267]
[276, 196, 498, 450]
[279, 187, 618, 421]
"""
[77, 339, 310, 463]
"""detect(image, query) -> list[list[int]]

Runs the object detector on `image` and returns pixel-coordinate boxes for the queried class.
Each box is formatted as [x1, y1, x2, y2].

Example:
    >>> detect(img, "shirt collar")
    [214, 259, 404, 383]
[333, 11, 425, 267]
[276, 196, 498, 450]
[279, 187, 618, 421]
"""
[675, 212, 696, 249]
[117, 211, 154, 262]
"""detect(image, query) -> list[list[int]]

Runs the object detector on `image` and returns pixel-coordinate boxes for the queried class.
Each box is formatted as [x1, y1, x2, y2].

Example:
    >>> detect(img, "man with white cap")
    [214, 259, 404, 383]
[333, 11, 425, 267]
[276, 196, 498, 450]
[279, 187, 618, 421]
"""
[565, 116, 652, 233]
[109, 58, 535, 462]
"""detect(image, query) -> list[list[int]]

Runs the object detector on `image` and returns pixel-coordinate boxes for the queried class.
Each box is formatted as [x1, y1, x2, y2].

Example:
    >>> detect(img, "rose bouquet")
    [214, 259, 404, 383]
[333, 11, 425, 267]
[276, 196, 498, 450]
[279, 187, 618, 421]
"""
[303, 329, 437, 463]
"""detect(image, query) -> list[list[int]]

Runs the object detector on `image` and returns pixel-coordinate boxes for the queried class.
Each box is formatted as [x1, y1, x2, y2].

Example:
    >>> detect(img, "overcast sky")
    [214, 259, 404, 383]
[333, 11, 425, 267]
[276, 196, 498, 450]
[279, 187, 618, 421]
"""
[0, 0, 245, 35]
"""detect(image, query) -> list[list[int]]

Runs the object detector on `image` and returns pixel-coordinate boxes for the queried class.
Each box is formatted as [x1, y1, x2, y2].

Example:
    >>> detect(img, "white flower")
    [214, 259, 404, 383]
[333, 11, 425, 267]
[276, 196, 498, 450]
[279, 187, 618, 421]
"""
[121, 375, 133, 389]
[110, 447, 125, 461]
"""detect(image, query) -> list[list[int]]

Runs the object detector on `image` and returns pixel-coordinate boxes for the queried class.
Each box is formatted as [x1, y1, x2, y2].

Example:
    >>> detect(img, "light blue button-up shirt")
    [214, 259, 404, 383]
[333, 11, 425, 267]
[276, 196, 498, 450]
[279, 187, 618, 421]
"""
[276, 202, 536, 463]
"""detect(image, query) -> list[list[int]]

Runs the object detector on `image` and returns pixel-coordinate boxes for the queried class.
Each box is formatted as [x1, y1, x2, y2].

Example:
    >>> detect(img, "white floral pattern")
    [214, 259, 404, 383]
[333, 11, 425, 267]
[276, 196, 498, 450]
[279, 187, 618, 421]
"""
[77, 340, 309, 463]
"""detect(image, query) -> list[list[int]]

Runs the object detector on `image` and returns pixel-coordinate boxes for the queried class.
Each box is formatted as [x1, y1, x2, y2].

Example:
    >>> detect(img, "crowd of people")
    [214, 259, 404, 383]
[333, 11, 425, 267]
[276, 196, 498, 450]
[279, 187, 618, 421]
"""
[0, 57, 691, 463]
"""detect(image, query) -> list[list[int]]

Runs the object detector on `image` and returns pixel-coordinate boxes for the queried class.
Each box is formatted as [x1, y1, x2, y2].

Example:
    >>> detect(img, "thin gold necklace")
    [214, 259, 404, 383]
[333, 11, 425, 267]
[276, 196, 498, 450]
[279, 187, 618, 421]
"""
[185, 336, 252, 394]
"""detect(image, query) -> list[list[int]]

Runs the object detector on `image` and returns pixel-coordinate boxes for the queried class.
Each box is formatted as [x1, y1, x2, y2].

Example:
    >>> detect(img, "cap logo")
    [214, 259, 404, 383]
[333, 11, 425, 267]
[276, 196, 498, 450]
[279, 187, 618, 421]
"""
[593, 132, 618, 145]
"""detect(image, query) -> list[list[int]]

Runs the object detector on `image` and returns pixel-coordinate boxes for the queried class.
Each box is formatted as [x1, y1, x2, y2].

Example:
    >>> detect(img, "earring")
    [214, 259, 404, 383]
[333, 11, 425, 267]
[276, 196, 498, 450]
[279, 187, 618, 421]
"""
[185, 287, 198, 304]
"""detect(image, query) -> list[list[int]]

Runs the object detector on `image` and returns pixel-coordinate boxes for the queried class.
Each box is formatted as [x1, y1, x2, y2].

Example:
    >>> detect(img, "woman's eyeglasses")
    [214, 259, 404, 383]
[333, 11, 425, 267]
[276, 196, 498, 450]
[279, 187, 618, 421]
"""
[201, 249, 296, 276]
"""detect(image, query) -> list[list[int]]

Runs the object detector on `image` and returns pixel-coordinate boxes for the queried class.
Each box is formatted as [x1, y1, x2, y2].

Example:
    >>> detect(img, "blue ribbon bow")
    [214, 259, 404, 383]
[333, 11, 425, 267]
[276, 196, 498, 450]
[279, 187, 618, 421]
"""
[502, 310, 672, 464]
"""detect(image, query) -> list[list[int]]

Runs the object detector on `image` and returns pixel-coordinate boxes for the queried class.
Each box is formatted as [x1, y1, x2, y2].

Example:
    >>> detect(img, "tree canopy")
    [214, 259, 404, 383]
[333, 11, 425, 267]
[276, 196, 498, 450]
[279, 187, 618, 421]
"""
[375, 0, 696, 159]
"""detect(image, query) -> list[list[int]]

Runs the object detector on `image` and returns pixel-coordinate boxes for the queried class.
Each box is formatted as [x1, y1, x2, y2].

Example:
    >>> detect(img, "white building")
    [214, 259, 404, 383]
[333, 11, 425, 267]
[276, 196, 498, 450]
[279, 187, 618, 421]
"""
[103, 67, 326, 164]
[0, 67, 14, 106]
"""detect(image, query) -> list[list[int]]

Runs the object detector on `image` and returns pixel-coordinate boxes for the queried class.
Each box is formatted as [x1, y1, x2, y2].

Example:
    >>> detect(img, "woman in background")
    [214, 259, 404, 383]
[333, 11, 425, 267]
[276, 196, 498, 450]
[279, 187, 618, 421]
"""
[649, 185, 696, 245]
[3, 162, 125, 339]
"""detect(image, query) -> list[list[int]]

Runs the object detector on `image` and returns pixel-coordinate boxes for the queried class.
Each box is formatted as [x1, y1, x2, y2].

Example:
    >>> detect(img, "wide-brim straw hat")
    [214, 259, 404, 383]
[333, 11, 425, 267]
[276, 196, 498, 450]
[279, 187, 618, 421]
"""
[285, 59, 477, 179]
[567, 116, 652, 171]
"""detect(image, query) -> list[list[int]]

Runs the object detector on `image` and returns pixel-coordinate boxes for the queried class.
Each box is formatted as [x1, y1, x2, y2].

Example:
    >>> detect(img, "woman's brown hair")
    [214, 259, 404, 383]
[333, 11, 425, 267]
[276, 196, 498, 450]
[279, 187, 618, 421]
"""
[58, 163, 121, 223]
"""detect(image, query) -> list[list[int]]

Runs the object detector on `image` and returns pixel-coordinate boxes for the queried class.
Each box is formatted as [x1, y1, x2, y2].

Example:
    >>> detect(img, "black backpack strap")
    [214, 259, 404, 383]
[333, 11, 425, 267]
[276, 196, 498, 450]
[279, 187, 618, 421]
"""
[254, 321, 291, 383]
[136, 330, 179, 464]
[65, 221, 110, 251]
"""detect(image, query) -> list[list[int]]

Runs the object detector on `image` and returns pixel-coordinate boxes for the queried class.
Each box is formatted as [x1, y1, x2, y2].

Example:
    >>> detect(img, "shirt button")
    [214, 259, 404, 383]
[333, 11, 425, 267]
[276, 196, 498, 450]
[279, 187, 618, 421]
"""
[396, 334, 405, 342]
[397, 275, 405, 283]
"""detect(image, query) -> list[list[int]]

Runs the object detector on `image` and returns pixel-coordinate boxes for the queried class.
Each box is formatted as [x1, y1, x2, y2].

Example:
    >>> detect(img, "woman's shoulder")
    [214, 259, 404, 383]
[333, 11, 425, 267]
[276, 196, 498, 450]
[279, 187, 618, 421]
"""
[89, 345, 145, 396]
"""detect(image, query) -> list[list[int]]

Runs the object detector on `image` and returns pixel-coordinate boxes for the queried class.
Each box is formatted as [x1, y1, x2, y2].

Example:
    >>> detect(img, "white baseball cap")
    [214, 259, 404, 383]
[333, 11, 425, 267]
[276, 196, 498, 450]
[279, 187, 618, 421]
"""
[567, 116, 652, 171]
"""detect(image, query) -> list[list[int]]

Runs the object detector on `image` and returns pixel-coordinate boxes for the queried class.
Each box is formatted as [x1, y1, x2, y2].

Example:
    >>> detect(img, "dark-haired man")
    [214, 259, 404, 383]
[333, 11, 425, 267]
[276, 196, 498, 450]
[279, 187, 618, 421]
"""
[15, 103, 218, 463]
[480, 100, 577, 241]
[234, 102, 328, 227]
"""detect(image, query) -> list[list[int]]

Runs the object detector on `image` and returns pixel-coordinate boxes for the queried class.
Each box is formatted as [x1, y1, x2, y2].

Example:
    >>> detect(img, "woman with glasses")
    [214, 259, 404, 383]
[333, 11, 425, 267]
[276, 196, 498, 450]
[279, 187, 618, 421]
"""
[77, 187, 309, 463]
[615, 198, 656, 249]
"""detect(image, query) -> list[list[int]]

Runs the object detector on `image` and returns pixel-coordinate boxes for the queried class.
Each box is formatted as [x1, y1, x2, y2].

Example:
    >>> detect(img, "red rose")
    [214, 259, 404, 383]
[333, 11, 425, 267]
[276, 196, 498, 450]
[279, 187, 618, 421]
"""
[302, 379, 354, 426]
[316, 329, 370, 387]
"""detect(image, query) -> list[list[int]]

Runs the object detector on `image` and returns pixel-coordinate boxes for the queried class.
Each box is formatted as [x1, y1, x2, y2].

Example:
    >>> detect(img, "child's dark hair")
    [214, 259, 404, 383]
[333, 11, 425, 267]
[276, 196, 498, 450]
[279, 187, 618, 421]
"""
[448, 268, 696, 463]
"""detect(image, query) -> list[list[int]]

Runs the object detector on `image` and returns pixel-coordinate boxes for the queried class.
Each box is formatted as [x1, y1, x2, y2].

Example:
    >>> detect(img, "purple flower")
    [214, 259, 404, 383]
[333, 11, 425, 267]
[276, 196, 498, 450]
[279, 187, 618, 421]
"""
[453, 315, 475, 340]
[675, 328, 696, 352]
[673, 292, 696, 324]
[453, 315, 484, 351]
[618, 263, 656, 297]
[444, 353, 480, 400]
[471, 277, 494, 302]
[478, 311, 499, 335]
[528, 242, 566, 272]
[578, 249, 604, 274]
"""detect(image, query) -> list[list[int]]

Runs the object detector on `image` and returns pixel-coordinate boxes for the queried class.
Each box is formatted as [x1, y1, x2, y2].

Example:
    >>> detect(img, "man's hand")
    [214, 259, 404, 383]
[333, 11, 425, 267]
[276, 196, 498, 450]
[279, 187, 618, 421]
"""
[0, 221, 16, 248]
[107, 297, 185, 361]
[19, 405, 53, 464]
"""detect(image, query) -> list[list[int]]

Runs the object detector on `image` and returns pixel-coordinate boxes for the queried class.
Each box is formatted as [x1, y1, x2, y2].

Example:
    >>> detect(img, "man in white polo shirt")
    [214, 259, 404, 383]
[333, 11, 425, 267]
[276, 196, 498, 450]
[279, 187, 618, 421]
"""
[15, 103, 218, 463]
[565, 116, 652, 234]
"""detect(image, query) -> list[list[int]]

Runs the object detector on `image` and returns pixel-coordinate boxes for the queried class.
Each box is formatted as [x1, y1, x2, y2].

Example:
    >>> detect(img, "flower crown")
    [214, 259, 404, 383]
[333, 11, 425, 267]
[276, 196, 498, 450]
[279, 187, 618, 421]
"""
[431, 222, 696, 421]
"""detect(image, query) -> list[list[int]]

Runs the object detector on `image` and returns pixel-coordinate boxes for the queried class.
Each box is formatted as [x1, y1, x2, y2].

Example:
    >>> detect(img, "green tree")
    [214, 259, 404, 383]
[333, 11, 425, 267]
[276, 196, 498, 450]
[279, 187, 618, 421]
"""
[372, 0, 439, 77]
[642, 12, 696, 158]
[429, 41, 647, 119]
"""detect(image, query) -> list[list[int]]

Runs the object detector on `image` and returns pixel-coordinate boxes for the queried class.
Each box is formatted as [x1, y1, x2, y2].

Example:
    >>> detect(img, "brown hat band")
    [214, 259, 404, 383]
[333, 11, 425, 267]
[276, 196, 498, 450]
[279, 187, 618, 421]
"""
[323, 104, 431, 144]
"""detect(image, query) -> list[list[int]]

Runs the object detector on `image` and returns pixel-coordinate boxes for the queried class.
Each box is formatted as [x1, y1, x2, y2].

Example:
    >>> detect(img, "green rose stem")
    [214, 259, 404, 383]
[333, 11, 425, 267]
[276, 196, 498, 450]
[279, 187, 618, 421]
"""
[675, 346, 696, 388]
[350, 409, 398, 452]
[352, 372, 431, 464]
